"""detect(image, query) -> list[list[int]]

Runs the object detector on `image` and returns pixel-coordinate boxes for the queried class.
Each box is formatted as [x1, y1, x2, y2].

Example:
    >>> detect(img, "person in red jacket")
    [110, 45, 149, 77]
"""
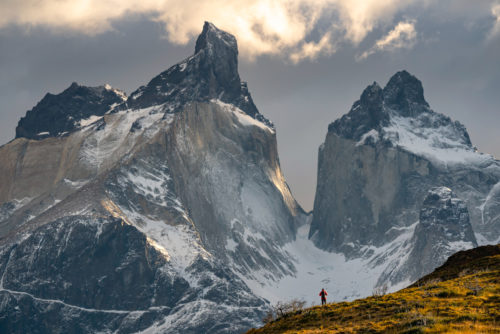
[319, 288, 328, 305]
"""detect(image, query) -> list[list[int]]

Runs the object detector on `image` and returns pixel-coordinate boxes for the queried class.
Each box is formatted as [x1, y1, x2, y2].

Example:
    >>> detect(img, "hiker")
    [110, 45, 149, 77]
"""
[319, 288, 328, 305]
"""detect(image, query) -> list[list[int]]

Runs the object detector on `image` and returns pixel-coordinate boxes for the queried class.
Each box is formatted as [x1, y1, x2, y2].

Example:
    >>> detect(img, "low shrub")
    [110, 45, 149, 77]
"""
[372, 284, 388, 297]
[262, 299, 307, 323]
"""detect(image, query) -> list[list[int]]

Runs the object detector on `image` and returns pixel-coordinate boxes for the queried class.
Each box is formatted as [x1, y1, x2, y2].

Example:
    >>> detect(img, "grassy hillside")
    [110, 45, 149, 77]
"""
[247, 245, 500, 333]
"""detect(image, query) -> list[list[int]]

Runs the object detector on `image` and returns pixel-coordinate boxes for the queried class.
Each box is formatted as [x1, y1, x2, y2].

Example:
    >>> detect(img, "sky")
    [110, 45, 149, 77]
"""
[1, 0, 499, 211]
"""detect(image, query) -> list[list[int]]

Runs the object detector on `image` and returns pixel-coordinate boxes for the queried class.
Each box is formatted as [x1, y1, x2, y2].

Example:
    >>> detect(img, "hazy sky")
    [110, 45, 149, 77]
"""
[1, 0, 499, 210]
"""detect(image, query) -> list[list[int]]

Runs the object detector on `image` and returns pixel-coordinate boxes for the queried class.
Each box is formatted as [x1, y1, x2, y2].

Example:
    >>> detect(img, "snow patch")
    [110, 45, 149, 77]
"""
[381, 112, 497, 167]
[130, 90, 143, 100]
[446, 240, 475, 253]
[356, 129, 379, 146]
[479, 181, 500, 229]
[104, 84, 127, 101]
[78, 115, 103, 127]
[78, 105, 166, 172]
[211, 99, 274, 133]
[117, 206, 211, 286]
[475, 233, 500, 246]
[63, 178, 89, 188]
[226, 238, 238, 252]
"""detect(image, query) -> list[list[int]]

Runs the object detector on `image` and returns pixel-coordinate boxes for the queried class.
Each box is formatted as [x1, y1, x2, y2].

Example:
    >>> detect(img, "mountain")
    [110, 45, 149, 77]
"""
[310, 70, 500, 288]
[1, 23, 499, 333]
[0, 22, 305, 333]
[247, 244, 500, 333]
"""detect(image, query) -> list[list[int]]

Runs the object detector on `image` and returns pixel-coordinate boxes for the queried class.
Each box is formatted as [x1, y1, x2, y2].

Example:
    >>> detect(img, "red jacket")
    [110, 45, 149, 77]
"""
[319, 290, 327, 298]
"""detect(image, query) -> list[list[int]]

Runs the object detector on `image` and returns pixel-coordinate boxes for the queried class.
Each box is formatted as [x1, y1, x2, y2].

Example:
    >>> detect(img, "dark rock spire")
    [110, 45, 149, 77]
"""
[126, 22, 268, 125]
[383, 70, 429, 117]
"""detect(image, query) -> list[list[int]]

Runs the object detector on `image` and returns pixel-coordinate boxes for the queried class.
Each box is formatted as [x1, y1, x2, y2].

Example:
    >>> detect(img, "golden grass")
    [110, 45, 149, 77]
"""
[247, 252, 500, 334]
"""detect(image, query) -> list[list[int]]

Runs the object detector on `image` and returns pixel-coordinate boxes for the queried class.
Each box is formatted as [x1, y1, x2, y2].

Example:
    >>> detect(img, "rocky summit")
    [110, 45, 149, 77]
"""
[327, 70, 470, 146]
[124, 22, 269, 126]
[0, 23, 499, 334]
[15, 83, 127, 140]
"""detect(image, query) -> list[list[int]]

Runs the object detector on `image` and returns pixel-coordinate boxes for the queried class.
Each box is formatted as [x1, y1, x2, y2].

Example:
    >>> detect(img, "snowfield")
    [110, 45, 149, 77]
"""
[241, 221, 419, 305]
[381, 111, 497, 168]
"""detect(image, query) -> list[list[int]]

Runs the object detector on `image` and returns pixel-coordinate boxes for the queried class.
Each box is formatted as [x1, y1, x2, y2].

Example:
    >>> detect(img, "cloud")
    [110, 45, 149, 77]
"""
[357, 20, 417, 60]
[1, 1, 496, 62]
[289, 31, 338, 63]
[0, 0, 420, 62]
[489, 2, 500, 39]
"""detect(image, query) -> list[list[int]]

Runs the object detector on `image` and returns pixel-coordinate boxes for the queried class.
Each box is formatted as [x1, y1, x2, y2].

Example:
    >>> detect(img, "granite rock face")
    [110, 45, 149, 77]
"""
[310, 134, 431, 254]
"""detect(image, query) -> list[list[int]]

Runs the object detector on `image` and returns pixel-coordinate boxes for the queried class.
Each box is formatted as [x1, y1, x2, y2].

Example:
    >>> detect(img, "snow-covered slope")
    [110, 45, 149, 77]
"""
[363, 105, 496, 168]
[244, 218, 417, 304]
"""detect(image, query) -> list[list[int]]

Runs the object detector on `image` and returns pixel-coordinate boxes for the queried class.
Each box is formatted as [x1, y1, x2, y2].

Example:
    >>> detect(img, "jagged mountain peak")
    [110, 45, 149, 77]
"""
[383, 70, 429, 116]
[15, 82, 126, 140]
[327, 80, 388, 141]
[327, 71, 480, 166]
[14, 22, 272, 142]
[360, 81, 383, 103]
[195, 21, 237, 55]
[328, 70, 430, 141]
[125, 22, 271, 126]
